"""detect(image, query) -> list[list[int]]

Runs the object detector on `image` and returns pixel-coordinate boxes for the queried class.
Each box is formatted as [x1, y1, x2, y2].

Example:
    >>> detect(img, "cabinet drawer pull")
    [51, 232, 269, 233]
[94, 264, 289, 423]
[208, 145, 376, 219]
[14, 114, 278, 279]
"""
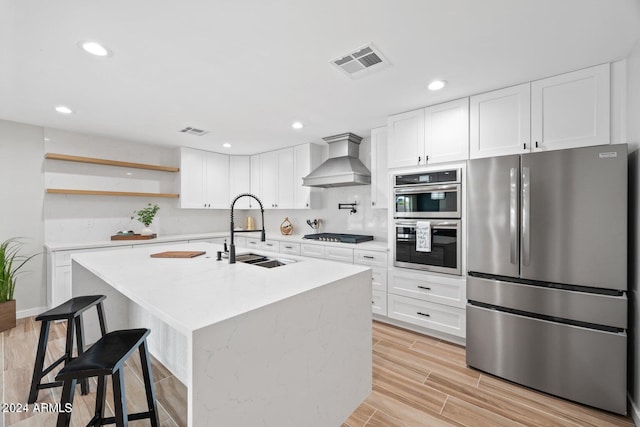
[417, 312, 430, 317]
[417, 285, 431, 290]
[284, 245, 293, 249]
[363, 255, 375, 259]
[372, 301, 375, 305]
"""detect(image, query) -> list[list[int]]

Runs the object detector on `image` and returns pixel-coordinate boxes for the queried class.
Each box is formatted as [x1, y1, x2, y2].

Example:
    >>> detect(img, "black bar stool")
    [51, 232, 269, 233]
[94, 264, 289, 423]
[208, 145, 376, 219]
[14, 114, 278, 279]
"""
[28, 295, 108, 403]
[55, 328, 159, 427]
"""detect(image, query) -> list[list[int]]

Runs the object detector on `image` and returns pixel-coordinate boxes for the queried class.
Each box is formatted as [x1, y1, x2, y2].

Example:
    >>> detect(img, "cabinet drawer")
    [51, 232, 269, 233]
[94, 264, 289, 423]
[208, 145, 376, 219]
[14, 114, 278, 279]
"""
[279, 242, 301, 255]
[388, 294, 466, 338]
[300, 244, 325, 258]
[389, 269, 466, 308]
[372, 290, 387, 316]
[325, 246, 354, 263]
[371, 267, 388, 292]
[234, 237, 246, 248]
[354, 249, 388, 267]
[245, 238, 263, 249]
[262, 240, 279, 251]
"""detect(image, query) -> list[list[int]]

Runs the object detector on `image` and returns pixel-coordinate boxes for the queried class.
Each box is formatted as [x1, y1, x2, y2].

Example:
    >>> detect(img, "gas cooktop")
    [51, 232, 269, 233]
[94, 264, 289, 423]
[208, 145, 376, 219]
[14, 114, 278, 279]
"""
[302, 233, 374, 244]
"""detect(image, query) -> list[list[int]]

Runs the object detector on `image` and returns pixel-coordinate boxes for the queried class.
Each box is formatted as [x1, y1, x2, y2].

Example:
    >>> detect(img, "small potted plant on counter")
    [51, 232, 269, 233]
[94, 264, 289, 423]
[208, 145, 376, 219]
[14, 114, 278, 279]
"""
[0, 238, 38, 332]
[131, 203, 160, 236]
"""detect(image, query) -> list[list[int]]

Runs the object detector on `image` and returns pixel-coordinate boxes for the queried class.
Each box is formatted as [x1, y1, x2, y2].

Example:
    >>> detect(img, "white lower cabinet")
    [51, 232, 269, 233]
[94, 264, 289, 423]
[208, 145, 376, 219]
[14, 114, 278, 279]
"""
[300, 244, 325, 258]
[325, 246, 354, 263]
[245, 238, 263, 250]
[279, 242, 301, 255]
[387, 294, 466, 338]
[262, 240, 279, 251]
[389, 269, 466, 308]
[388, 269, 466, 338]
[372, 290, 387, 316]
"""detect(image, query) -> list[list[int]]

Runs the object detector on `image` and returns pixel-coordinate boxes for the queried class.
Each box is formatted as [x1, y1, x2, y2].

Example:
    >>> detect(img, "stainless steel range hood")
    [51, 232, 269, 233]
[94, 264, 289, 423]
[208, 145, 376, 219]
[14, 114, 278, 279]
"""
[302, 132, 371, 188]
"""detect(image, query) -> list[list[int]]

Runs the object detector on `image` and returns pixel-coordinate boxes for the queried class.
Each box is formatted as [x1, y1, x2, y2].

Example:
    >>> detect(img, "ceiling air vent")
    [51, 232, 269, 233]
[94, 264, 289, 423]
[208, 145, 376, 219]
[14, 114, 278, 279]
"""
[331, 43, 390, 79]
[179, 127, 209, 136]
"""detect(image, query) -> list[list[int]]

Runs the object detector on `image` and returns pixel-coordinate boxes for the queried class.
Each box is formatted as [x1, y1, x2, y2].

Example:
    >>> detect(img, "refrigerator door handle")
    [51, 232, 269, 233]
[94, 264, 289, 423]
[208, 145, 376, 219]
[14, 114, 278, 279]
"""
[522, 166, 531, 266]
[509, 168, 518, 265]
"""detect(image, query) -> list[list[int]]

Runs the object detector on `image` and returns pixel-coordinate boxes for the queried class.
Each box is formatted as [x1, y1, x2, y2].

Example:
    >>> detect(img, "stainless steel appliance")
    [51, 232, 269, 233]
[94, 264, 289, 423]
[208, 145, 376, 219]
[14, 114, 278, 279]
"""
[466, 144, 628, 414]
[302, 233, 374, 244]
[394, 219, 461, 275]
[394, 169, 461, 218]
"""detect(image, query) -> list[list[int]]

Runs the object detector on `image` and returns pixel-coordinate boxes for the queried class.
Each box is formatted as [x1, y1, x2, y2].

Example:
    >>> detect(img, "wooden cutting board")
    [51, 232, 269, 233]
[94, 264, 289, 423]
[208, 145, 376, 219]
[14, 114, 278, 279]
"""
[150, 251, 206, 258]
[111, 233, 157, 240]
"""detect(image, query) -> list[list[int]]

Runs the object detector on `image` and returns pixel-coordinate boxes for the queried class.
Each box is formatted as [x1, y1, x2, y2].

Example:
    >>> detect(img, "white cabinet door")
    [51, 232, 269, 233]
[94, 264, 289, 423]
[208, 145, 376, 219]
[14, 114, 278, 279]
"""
[229, 156, 251, 209]
[470, 83, 531, 159]
[205, 152, 230, 209]
[179, 147, 207, 208]
[531, 63, 610, 151]
[260, 151, 278, 208]
[387, 109, 425, 168]
[370, 127, 388, 209]
[249, 155, 261, 208]
[293, 144, 320, 209]
[424, 98, 469, 164]
[276, 149, 294, 209]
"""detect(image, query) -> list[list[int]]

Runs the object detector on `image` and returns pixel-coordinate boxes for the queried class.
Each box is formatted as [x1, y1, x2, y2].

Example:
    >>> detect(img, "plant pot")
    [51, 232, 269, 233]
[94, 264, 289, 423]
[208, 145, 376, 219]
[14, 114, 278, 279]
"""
[140, 226, 153, 236]
[0, 299, 16, 332]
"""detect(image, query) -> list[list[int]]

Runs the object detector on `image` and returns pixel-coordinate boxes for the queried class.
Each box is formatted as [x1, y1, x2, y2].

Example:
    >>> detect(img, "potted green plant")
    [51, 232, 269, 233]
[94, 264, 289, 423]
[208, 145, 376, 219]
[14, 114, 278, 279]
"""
[131, 203, 160, 236]
[0, 238, 37, 332]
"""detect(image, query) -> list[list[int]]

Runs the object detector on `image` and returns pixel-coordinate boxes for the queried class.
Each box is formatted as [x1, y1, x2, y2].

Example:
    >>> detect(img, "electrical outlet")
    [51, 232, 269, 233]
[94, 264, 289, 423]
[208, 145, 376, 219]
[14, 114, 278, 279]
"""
[87, 219, 94, 228]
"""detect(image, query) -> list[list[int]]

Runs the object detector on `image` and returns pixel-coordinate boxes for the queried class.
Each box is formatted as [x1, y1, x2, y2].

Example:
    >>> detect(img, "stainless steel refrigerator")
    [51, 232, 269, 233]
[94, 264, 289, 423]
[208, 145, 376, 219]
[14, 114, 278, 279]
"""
[466, 144, 628, 414]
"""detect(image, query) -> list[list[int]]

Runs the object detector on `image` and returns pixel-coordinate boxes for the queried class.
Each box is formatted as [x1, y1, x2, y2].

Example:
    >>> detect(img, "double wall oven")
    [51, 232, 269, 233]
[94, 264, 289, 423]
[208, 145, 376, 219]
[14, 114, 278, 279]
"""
[393, 169, 461, 275]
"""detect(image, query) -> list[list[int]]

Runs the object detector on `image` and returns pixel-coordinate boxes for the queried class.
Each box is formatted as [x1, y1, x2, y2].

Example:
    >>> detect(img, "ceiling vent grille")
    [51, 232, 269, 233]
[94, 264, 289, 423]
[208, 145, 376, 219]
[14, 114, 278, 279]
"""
[331, 43, 390, 79]
[179, 127, 209, 136]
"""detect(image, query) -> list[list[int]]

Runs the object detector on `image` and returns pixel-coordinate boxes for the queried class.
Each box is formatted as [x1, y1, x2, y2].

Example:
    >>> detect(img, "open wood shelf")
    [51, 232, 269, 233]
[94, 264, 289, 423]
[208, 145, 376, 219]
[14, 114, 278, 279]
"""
[45, 153, 180, 172]
[46, 189, 180, 198]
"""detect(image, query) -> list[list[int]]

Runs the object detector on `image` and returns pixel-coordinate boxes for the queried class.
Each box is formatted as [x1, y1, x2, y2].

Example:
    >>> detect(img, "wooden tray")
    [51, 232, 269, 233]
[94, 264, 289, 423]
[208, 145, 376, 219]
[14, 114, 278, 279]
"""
[150, 251, 206, 258]
[111, 233, 157, 240]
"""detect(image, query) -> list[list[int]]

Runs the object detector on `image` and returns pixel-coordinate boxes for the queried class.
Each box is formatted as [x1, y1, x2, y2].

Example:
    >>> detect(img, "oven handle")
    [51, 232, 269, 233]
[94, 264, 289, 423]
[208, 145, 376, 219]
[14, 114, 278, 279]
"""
[394, 220, 459, 229]
[394, 184, 459, 194]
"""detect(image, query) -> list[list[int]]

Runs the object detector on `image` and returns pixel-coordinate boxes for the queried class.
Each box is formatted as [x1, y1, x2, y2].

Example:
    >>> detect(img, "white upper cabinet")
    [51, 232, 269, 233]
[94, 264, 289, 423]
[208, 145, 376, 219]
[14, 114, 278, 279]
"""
[293, 144, 321, 209]
[388, 98, 469, 168]
[387, 109, 425, 168]
[260, 148, 294, 209]
[424, 98, 469, 164]
[180, 147, 207, 208]
[531, 63, 610, 151]
[229, 156, 251, 209]
[204, 151, 230, 209]
[249, 154, 261, 208]
[470, 83, 531, 159]
[370, 127, 389, 209]
[180, 147, 229, 209]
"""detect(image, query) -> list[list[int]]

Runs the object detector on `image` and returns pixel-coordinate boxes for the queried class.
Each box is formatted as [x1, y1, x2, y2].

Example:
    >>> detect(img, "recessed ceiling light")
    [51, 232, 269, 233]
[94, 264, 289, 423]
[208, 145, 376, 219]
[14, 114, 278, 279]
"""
[428, 80, 447, 91]
[222, 143, 232, 148]
[79, 41, 112, 57]
[292, 122, 303, 129]
[54, 105, 73, 114]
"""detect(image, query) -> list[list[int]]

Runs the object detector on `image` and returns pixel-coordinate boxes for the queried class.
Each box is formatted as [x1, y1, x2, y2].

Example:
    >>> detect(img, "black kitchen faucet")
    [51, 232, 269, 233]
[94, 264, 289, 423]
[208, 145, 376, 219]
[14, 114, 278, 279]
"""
[229, 193, 266, 263]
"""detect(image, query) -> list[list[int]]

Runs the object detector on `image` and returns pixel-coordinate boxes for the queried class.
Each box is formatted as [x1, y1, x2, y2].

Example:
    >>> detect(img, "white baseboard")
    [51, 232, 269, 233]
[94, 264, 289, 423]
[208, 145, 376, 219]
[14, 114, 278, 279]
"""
[17, 306, 47, 319]
[629, 393, 640, 426]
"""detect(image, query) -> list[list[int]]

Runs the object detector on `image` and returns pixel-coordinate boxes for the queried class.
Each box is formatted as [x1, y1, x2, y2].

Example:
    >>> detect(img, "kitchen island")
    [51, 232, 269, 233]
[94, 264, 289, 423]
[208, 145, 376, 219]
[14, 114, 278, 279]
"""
[71, 242, 372, 426]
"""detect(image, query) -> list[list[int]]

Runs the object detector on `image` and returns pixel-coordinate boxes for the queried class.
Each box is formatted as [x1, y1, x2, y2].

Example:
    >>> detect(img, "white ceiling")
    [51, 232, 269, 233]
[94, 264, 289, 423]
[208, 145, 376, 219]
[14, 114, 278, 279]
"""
[1, 0, 640, 155]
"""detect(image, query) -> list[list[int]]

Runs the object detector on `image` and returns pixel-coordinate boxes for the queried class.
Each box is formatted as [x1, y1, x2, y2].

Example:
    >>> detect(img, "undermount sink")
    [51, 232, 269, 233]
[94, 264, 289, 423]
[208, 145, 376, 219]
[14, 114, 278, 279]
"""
[236, 253, 297, 268]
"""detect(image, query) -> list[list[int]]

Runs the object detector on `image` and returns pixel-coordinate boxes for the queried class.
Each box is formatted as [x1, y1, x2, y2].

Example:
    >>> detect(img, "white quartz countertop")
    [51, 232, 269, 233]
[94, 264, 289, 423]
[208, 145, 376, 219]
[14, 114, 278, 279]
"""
[72, 242, 370, 336]
[46, 232, 389, 252]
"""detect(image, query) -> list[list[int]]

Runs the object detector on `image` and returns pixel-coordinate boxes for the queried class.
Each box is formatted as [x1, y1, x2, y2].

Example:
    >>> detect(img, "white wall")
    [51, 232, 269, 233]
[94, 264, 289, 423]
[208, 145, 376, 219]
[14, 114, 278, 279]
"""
[626, 37, 640, 421]
[0, 120, 46, 313]
[43, 128, 231, 242]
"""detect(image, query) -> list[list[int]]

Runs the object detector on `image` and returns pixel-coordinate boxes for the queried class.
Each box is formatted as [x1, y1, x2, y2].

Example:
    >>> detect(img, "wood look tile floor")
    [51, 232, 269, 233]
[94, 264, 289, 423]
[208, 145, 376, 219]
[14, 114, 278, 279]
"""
[2, 318, 635, 427]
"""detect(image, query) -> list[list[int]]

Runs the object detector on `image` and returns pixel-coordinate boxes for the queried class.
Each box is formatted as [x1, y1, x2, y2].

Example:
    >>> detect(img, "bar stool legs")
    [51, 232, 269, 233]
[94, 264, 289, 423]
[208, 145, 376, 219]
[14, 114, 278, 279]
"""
[55, 328, 159, 427]
[28, 295, 108, 404]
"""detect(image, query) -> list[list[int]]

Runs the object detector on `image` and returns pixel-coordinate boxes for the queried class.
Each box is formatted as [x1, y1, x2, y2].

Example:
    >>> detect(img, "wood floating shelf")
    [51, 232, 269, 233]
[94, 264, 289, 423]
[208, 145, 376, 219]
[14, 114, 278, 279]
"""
[46, 189, 179, 198]
[45, 153, 180, 172]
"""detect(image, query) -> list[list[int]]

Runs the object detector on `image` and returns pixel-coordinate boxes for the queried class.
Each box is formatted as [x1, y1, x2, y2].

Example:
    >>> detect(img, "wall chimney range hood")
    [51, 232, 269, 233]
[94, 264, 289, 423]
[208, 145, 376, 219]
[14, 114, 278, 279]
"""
[302, 132, 371, 188]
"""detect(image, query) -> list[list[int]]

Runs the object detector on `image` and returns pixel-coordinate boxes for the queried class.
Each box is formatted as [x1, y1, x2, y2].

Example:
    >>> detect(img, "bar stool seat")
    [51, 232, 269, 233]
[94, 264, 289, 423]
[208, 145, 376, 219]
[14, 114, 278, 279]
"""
[28, 295, 108, 404]
[55, 328, 159, 427]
